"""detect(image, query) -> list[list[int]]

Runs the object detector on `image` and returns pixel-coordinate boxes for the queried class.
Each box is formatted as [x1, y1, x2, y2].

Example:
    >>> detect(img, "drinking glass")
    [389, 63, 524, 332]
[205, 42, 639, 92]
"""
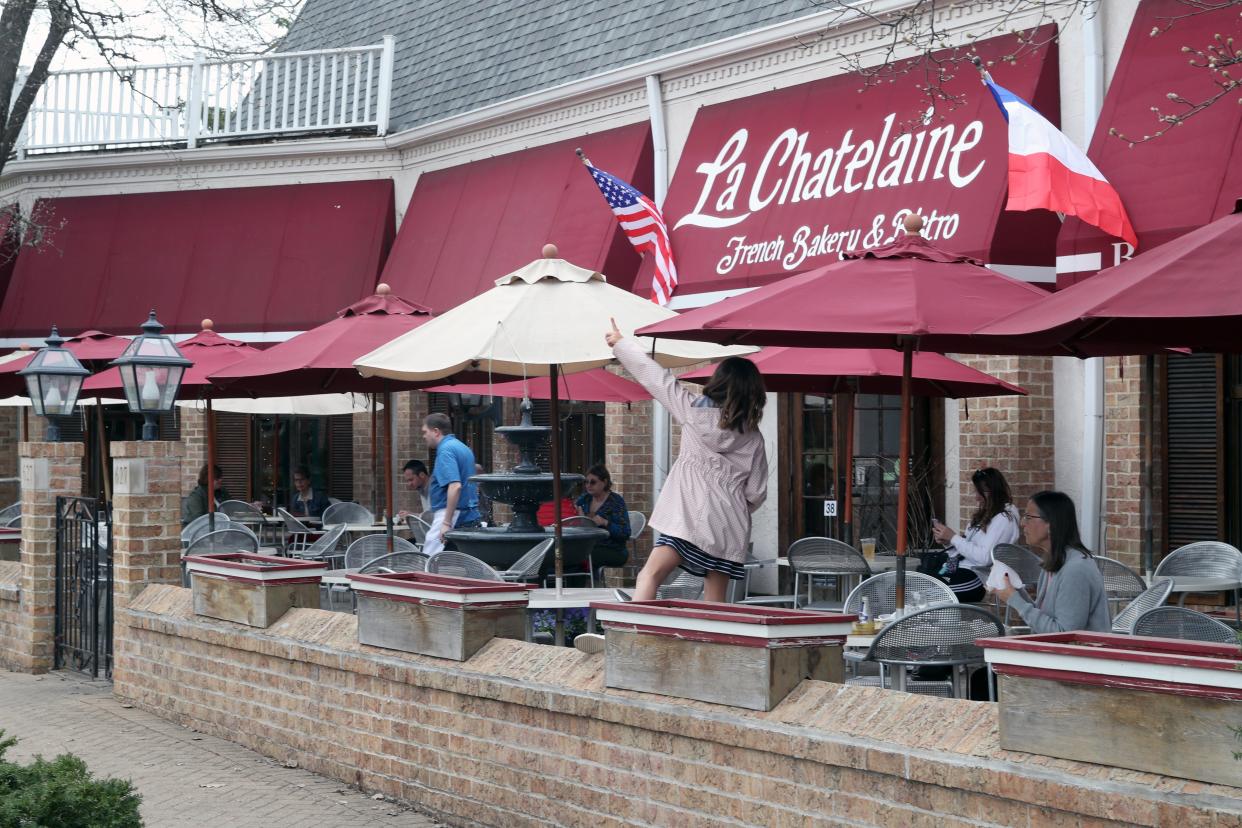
[860, 537, 876, 561]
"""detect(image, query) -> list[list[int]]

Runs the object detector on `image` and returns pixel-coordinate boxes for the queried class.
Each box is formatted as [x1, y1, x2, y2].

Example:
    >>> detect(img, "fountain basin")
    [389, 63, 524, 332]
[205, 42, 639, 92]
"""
[445, 525, 607, 572]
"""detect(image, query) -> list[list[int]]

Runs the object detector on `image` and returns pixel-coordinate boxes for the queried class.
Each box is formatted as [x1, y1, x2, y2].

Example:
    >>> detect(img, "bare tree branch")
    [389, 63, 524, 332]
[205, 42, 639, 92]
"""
[0, 1, 71, 161]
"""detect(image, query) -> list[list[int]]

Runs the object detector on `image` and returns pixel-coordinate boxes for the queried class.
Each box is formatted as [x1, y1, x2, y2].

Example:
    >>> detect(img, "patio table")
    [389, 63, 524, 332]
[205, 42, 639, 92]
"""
[1154, 575, 1242, 625]
[526, 587, 618, 646]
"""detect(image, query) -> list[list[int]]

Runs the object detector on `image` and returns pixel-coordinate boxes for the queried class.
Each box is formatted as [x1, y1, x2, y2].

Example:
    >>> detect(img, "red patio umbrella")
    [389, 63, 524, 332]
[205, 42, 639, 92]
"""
[682, 347, 1027, 543]
[209, 284, 436, 544]
[423, 368, 650, 403]
[86, 320, 260, 526]
[638, 215, 1049, 608]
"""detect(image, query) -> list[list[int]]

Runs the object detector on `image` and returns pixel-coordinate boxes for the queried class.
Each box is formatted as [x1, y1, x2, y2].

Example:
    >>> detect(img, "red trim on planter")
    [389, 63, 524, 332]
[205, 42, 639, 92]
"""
[189, 572, 323, 586]
[347, 571, 537, 596]
[590, 599, 856, 627]
[352, 590, 528, 610]
[601, 620, 848, 648]
[978, 632, 1242, 672]
[183, 552, 326, 573]
[993, 663, 1242, 701]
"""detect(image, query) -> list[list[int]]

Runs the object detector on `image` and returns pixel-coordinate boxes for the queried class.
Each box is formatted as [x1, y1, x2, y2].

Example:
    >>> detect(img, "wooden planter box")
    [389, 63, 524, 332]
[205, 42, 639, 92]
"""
[349, 571, 533, 661]
[982, 631, 1242, 787]
[592, 600, 855, 711]
[185, 553, 325, 628]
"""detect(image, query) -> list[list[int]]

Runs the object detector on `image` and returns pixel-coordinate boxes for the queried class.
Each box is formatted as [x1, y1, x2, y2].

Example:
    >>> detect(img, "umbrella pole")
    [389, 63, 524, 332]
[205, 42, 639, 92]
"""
[206, 399, 217, 533]
[95, 404, 112, 504]
[384, 387, 394, 552]
[895, 342, 913, 612]
[370, 395, 379, 517]
[843, 390, 855, 547]
[550, 363, 564, 597]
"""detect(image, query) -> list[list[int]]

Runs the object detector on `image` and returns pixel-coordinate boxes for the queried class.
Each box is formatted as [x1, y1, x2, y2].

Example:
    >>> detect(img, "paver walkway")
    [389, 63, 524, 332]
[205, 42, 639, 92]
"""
[0, 670, 444, 827]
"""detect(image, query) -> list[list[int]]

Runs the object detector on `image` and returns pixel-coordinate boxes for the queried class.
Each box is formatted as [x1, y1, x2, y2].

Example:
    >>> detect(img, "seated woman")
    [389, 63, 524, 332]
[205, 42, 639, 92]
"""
[997, 490, 1111, 633]
[574, 464, 631, 580]
[931, 467, 1020, 603]
[288, 465, 331, 519]
[182, 463, 229, 525]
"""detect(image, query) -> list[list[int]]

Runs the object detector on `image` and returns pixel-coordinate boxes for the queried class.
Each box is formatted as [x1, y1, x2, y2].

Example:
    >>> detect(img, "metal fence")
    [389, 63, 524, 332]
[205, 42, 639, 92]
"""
[54, 496, 112, 679]
[16, 37, 394, 156]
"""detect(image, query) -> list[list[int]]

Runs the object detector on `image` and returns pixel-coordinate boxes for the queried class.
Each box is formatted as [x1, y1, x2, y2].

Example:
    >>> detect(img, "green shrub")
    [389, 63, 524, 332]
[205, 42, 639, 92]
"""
[0, 731, 142, 827]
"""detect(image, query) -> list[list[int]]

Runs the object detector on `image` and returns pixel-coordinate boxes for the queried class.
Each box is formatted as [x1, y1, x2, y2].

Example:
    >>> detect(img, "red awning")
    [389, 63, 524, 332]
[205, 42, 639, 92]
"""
[1056, 1, 1242, 285]
[0, 207, 18, 308]
[378, 123, 652, 312]
[653, 26, 1061, 297]
[0, 180, 395, 340]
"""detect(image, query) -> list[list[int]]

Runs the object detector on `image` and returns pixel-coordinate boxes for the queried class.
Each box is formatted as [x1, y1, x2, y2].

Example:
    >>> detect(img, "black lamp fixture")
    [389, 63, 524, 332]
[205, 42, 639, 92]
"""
[109, 310, 192, 441]
[17, 326, 90, 441]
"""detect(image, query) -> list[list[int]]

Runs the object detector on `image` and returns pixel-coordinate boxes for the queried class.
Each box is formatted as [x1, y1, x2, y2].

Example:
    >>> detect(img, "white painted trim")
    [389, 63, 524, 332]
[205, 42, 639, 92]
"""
[350, 580, 530, 605]
[984, 647, 1242, 691]
[667, 287, 755, 310]
[986, 264, 1057, 284]
[1055, 252, 1103, 274]
[187, 561, 326, 582]
[596, 607, 853, 640]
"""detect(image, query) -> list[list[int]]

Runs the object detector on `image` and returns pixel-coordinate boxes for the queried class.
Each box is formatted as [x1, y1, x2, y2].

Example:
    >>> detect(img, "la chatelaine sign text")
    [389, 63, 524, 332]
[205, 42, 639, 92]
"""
[673, 112, 986, 276]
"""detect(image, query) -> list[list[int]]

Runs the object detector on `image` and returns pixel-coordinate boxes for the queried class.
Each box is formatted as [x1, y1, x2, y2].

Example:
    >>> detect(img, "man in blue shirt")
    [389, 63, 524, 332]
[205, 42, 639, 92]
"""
[421, 413, 481, 555]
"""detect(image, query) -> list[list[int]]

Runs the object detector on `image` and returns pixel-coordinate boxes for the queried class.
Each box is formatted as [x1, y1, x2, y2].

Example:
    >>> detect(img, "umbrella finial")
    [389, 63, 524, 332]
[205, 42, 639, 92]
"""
[376, 283, 391, 296]
[902, 212, 925, 236]
[542, 243, 559, 259]
[201, 318, 213, 331]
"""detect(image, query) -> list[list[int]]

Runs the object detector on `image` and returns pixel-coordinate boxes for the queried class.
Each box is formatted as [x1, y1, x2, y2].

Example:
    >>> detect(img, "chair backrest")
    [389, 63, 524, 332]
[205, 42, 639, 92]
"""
[628, 511, 647, 538]
[788, 537, 871, 577]
[4, 515, 19, 529]
[343, 534, 417, 569]
[1093, 556, 1147, 603]
[1154, 541, 1242, 579]
[1111, 578, 1174, 634]
[426, 551, 502, 581]
[843, 571, 957, 617]
[656, 570, 704, 600]
[328, 497, 342, 505]
[1133, 606, 1238, 643]
[276, 507, 311, 534]
[358, 551, 430, 574]
[559, 515, 596, 529]
[185, 528, 259, 555]
[867, 604, 1006, 665]
[218, 500, 263, 521]
[323, 501, 374, 527]
[303, 523, 347, 558]
[992, 544, 1045, 587]
[0, 502, 21, 523]
[503, 538, 554, 582]
[419, 510, 434, 523]
[406, 515, 431, 544]
[180, 513, 234, 544]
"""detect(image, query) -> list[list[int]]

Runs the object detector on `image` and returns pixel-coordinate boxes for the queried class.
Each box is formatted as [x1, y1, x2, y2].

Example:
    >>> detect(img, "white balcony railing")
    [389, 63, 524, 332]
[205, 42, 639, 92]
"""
[15, 37, 394, 156]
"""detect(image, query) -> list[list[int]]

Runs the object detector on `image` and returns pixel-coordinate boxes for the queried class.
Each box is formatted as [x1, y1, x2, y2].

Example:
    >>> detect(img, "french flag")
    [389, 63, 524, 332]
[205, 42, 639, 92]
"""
[986, 79, 1138, 248]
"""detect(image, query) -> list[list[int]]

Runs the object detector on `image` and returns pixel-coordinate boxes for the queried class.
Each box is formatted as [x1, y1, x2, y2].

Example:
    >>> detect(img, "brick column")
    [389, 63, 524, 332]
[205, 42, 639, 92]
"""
[605, 399, 654, 585]
[178, 406, 209, 496]
[111, 441, 183, 614]
[12, 441, 84, 673]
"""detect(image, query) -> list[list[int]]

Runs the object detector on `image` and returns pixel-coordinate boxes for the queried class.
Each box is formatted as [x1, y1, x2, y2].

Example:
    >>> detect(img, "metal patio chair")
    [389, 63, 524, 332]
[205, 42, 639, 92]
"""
[788, 536, 871, 609]
[499, 538, 554, 584]
[180, 513, 236, 547]
[343, 534, 418, 570]
[322, 501, 375, 527]
[294, 523, 347, 568]
[843, 571, 957, 618]
[850, 604, 1006, 699]
[427, 551, 502, 581]
[0, 502, 21, 525]
[182, 527, 260, 587]
[991, 543, 1043, 623]
[1133, 606, 1238, 643]
[276, 507, 316, 554]
[1094, 555, 1149, 616]
[1111, 578, 1173, 634]
[358, 551, 429, 574]
[1153, 541, 1242, 626]
[406, 514, 431, 547]
[656, 570, 704, 600]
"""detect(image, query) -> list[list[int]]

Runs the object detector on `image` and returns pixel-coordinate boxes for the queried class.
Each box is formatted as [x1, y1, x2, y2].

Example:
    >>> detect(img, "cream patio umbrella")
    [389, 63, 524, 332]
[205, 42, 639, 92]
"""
[355, 244, 751, 589]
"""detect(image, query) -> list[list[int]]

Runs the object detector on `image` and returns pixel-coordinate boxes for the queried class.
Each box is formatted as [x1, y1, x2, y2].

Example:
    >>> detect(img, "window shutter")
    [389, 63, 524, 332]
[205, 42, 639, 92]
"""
[326, 414, 354, 500]
[1164, 354, 1223, 551]
[213, 412, 251, 501]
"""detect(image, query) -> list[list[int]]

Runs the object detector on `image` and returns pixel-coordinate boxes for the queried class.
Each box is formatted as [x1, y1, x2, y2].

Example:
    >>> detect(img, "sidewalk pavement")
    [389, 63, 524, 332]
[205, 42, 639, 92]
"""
[0, 670, 444, 827]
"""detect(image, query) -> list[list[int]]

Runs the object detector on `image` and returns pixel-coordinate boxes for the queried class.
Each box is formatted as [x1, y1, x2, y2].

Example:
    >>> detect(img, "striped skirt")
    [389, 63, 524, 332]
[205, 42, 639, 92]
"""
[656, 534, 746, 581]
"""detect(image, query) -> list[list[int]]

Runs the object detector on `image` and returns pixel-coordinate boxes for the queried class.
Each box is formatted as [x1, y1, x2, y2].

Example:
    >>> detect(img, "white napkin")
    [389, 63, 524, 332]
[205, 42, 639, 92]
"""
[986, 560, 1024, 592]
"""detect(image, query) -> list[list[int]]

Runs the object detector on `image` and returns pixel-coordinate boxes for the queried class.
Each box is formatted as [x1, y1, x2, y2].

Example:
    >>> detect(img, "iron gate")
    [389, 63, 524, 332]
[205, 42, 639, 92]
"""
[55, 496, 113, 678]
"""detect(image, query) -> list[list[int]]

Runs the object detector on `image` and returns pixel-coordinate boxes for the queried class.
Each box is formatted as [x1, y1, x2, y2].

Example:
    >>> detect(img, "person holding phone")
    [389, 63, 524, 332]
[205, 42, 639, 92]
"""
[930, 467, 1019, 602]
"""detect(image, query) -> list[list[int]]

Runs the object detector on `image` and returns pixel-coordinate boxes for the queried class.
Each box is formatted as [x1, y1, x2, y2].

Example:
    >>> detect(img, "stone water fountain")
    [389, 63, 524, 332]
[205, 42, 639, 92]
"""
[445, 399, 606, 572]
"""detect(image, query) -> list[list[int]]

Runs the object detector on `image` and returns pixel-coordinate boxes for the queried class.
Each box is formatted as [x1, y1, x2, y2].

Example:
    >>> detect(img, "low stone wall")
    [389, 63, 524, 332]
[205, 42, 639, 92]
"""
[0, 562, 21, 670]
[115, 585, 1242, 828]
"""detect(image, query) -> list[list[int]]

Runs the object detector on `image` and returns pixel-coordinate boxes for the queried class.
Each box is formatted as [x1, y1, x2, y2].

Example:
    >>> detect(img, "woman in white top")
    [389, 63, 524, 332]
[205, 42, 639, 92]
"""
[930, 467, 1020, 602]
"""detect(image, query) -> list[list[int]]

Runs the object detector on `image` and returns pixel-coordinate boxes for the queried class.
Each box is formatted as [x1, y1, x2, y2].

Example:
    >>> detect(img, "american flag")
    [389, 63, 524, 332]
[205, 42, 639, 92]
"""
[585, 164, 679, 305]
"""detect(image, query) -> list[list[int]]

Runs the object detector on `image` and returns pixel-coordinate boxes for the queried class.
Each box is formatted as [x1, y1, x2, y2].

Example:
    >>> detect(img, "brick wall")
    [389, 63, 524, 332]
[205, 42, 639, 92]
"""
[111, 441, 183, 612]
[604, 399, 652, 583]
[0, 408, 20, 509]
[178, 407, 208, 496]
[353, 391, 430, 515]
[1103, 355, 1148, 569]
[0, 562, 24, 671]
[115, 585, 1242, 828]
[955, 355, 1055, 520]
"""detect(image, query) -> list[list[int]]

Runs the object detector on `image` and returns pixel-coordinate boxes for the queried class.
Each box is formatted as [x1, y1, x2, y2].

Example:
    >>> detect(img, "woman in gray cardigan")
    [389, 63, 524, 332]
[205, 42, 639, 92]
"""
[996, 490, 1111, 633]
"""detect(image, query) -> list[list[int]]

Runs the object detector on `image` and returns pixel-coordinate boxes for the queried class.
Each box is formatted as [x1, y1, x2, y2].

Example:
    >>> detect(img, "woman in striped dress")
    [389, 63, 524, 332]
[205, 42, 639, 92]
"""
[606, 320, 768, 602]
